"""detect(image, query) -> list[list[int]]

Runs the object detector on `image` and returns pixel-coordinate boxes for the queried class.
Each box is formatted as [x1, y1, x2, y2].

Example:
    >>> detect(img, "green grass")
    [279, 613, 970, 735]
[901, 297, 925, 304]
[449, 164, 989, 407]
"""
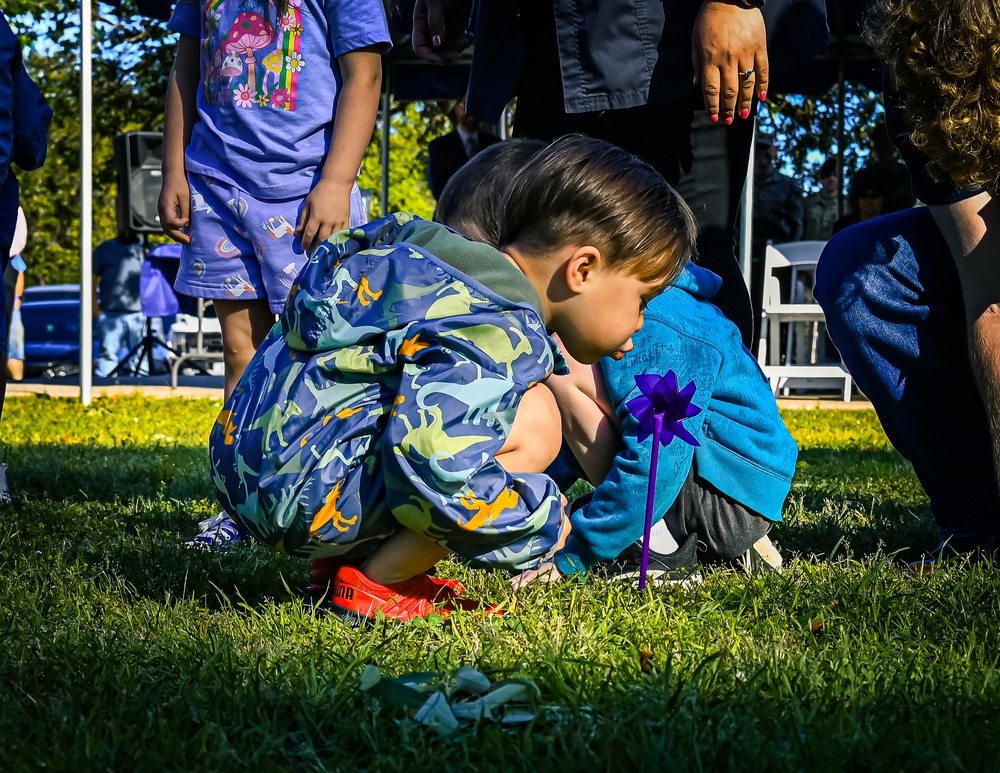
[2, 395, 999, 771]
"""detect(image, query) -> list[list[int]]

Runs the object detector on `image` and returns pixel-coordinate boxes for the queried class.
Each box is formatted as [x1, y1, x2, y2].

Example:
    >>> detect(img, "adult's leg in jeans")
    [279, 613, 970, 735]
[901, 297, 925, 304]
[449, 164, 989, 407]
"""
[815, 208, 1000, 542]
[94, 313, 126, 377]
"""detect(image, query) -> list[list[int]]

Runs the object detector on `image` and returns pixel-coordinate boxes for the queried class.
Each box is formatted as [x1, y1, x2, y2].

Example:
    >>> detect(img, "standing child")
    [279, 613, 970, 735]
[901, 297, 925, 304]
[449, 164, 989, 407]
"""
[158, 0, 390, 546]
[211, 135, 698, 623]
[434, 141, 797, 587]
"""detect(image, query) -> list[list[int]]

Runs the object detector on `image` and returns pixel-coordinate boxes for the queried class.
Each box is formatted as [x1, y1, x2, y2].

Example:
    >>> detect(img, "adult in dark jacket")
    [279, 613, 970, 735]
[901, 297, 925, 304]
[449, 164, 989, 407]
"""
[412, 0, 830, 349]
[427, 97, 500, 200]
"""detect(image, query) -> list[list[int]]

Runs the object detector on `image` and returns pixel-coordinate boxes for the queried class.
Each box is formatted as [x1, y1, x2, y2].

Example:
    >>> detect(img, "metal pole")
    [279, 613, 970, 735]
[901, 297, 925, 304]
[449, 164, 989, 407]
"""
[79, 0, 93, 405]
[499, 103, 509, 140]
[380, 86, 390, 217]
[737, 118, 756, 292]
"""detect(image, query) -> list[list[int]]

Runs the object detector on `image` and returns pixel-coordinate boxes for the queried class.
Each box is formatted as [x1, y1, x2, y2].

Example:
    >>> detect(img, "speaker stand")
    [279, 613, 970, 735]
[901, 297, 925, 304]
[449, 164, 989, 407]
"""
[109, 317, 191, 378]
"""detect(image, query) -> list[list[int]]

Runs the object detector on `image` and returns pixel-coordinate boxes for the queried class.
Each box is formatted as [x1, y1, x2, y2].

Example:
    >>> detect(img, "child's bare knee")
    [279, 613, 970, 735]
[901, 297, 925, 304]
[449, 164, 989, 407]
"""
[497, 384, 563, 473]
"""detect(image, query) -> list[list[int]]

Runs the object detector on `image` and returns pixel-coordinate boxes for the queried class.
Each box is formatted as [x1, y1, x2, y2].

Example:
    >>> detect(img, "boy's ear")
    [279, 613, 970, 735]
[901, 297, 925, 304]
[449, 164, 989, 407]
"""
[564, 245, 603, 294]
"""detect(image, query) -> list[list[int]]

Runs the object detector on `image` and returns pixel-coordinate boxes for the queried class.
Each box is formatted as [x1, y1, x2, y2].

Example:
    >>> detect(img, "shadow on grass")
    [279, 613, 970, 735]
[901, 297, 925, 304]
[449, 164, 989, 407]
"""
[8, 442, 213, 503]
[777, 446, 937, 564]
[6, 441, 942, 598]
[5, 568, 1000, 772]
[77, 540, 310, 610]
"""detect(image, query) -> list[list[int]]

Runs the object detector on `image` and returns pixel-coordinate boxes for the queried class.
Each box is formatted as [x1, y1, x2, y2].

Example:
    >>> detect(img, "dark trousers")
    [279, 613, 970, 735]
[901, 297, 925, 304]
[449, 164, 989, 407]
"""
[513, 98, 756, 348]
[814, 207, 1000, 541]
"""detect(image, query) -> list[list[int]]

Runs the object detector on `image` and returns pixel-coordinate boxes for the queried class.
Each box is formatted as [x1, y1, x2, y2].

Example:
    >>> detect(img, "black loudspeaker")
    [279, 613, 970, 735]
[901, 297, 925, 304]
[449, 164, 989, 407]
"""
[135, 0, 172, 22]
[114, 131, 163, 234]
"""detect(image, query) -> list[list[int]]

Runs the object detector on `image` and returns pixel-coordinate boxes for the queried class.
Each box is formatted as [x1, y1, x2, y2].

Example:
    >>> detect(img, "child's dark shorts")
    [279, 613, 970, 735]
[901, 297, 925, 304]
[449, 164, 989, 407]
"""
[666, 467, 774, 563]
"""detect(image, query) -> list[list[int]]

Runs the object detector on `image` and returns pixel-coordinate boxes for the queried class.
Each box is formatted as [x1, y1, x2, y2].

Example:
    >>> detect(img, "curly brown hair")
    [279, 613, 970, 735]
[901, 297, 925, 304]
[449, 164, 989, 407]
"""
[865, 0, 1000, 193]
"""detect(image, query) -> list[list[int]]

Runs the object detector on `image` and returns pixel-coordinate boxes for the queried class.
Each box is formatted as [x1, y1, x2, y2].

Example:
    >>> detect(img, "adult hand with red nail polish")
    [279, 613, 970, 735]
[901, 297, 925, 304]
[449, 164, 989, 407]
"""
[692, 0, 768, 125]
[412, 0, 474, 65]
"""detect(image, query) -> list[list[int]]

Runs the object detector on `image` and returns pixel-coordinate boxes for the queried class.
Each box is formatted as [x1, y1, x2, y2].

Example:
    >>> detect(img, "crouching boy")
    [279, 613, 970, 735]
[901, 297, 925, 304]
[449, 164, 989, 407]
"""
[534, 265, 799, 585]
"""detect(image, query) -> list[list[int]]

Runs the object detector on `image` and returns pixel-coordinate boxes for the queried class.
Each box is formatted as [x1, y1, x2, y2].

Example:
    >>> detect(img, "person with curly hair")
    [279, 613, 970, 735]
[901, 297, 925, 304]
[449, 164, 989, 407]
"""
[815, 0, 1000, 571]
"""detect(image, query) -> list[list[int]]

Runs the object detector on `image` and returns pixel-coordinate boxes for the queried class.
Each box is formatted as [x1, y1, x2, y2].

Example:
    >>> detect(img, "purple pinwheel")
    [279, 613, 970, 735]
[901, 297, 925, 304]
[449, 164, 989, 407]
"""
[625, 370, 701, 590]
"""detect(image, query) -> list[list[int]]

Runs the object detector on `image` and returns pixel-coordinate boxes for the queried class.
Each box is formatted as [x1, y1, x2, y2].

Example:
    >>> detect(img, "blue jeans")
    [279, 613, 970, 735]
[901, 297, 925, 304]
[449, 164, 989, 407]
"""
[815, 208, 1000, 542]
[94, 311, 146, 377]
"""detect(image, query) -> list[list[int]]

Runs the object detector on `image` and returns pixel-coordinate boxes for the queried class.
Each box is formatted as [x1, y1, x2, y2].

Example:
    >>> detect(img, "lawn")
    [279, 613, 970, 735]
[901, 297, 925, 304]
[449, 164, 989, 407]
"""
[2, 394, 999, 771]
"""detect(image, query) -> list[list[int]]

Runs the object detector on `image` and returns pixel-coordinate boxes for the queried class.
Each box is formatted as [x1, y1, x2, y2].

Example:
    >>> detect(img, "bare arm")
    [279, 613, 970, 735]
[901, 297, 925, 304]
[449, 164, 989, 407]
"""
[544, 343, 624, 486]
[157, 35, 201, 245]
[930, 193, 1000, 488]
[297, 47, 382, 254]
[692, 0, 768, 124]
[929, 193, 1000, 319]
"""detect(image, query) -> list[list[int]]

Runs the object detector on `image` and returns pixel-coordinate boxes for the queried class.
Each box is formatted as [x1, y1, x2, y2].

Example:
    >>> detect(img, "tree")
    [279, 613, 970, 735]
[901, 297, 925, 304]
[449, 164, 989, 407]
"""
[10, 1, 174, 284]
[361, 100, 449, 220]
[9, 2, 446, 285]
[761, 82, 884, 196]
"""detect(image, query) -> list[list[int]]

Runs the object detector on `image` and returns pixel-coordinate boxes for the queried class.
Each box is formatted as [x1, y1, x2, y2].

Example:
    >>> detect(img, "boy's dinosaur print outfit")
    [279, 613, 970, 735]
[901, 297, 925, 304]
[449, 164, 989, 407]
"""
[211, 213, 571, 569]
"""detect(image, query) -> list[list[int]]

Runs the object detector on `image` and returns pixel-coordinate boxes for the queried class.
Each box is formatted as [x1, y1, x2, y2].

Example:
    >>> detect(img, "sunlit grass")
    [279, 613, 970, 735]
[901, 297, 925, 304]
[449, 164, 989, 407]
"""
[2, 395, 998, 770]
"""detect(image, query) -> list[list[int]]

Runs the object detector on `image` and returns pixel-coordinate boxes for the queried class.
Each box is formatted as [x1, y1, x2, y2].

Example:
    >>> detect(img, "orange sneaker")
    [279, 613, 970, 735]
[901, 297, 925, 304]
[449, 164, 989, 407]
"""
[330, 565, 500, 625]
[307, 559, 466, 604]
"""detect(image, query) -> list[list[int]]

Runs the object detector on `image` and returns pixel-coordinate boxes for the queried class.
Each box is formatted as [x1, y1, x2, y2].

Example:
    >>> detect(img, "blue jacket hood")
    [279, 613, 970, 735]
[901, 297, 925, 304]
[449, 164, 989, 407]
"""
[672, 263, 723, 301]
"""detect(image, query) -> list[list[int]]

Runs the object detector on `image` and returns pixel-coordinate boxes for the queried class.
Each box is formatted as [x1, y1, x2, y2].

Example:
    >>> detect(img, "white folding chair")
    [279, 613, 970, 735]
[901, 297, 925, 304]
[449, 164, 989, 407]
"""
[758, 241, 853, 401]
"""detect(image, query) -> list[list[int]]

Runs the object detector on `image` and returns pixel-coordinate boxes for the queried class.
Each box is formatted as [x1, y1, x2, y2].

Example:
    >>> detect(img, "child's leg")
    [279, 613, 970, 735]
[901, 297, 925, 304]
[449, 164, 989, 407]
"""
[174, 176, 301, 399]
[356, 383, 562, 586]
[215, 298, 276, 399]
[360, 528, 452, 586]
[495, 383, 563, 474]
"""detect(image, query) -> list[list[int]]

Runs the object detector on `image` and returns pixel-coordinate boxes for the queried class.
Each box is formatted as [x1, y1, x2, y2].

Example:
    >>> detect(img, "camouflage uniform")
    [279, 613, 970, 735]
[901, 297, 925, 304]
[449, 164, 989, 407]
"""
[210, 214, 571, 569]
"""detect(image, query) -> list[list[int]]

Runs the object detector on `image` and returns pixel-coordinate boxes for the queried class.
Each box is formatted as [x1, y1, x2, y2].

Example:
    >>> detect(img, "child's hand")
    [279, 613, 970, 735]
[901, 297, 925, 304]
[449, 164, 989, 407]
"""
[298, 178, 352, 255]
[510, 562, 563, 590]
[158, 173, 192, 244]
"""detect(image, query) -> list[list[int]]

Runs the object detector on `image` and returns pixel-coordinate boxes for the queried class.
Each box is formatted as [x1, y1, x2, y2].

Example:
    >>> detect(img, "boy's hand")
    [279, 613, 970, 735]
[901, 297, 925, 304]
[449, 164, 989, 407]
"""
[510, 562, 563, 590]
[158, 173, 192, 244]
[298, 178, 352, 255]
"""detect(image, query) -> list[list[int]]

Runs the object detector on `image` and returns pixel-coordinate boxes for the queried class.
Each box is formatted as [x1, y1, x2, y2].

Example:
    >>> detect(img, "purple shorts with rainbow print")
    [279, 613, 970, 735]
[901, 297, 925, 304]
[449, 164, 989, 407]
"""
[176, 173, 368, 314]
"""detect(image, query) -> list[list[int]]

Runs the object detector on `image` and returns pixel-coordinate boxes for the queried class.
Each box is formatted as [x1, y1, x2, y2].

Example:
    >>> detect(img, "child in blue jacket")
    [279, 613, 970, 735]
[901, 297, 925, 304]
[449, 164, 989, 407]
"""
[436, 141, 798, 587]
[537, 265, 798, 583]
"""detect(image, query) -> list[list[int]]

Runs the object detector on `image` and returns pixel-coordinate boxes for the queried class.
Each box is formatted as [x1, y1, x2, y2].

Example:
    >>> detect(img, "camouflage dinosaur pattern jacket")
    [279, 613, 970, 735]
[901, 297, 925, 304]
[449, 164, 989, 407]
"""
[210, 214, 571, 569]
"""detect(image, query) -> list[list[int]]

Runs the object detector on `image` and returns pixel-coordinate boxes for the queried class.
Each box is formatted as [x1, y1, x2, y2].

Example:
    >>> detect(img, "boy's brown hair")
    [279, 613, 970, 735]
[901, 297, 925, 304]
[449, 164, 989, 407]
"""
[866, 0, 1000, 193]
[435, 138, 545, 245]
[498, 135, 697, 288]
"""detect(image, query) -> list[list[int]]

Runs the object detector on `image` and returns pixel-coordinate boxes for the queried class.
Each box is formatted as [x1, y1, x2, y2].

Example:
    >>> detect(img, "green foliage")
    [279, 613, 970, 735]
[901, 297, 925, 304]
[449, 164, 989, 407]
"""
[10, 2, 175, 285]
[361, 100, 449, 220]
[761, 82, 884, 195]
[3, 397, 1000, 769]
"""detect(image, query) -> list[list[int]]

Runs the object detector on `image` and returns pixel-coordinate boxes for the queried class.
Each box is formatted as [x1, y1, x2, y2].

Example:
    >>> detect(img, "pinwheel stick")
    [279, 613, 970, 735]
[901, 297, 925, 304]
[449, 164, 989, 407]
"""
[638, 412, 664, 590]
